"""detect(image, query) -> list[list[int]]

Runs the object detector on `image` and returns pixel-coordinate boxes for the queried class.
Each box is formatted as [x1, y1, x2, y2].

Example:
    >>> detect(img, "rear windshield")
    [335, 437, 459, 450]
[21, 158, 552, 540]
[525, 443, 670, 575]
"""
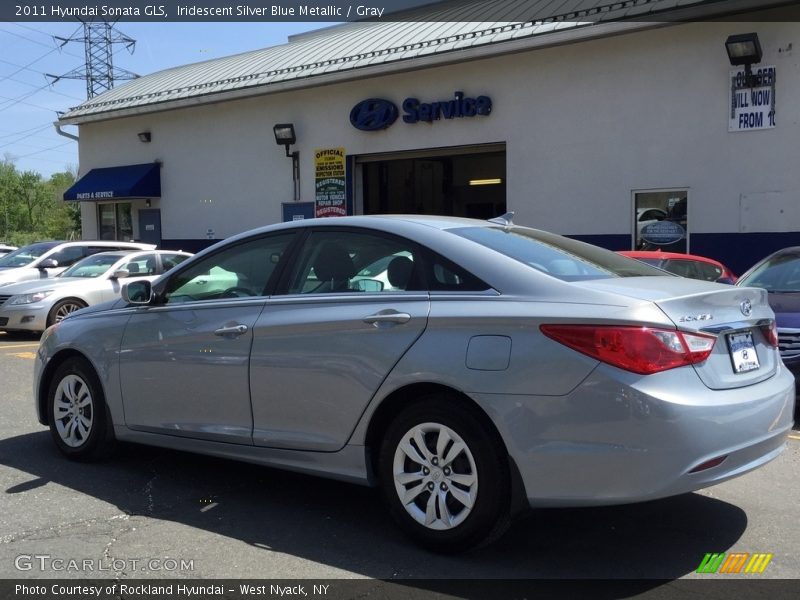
[451, 226, 666, 281]
[0, 242, 59, 268]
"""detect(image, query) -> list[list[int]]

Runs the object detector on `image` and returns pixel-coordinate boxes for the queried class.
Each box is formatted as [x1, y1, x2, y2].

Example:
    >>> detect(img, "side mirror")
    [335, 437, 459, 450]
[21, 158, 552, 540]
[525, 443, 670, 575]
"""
[122, 280, 153, 305]
[110, 269, 130, 279]
[38, 258, 58, 269]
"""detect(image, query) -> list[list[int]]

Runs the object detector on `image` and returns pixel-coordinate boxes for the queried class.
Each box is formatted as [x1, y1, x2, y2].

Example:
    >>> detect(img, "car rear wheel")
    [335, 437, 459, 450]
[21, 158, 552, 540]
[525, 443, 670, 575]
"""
[47, 298, 87, 327]
[46, 357, 114, 461]
[379, 395, 511, 552]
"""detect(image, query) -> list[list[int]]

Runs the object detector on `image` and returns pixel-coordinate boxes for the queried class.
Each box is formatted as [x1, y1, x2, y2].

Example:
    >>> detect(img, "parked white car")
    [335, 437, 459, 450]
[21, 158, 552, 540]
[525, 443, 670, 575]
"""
[0, 243, 17, 257]
[0, 249, 191, 332]
[0, 240, 155, 288]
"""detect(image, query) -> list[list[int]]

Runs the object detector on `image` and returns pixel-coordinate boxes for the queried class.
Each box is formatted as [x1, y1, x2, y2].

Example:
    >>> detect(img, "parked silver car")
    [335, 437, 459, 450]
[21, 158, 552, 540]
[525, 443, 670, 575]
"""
[34, 215, 795, 552]
[0, 240, 156, 287]
[0, 250, 191, 333]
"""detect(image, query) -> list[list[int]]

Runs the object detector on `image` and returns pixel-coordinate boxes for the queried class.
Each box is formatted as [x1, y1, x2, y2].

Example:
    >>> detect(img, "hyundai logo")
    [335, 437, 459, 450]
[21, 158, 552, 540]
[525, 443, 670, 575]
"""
[740, 299, 753, 316]
[349, 98, 398, 131]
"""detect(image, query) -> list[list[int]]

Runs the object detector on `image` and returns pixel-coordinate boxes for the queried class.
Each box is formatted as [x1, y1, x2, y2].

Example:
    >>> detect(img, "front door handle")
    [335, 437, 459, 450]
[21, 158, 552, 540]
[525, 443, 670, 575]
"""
[362, 310, 411, 326]
[214, 324, 248, 337]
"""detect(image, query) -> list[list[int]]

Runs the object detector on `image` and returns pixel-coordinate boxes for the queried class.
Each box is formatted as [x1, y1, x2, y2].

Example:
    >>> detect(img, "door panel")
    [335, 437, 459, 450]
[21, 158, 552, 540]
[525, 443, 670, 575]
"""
[249, 294, 429, 451]
[119, 301, 264, 443]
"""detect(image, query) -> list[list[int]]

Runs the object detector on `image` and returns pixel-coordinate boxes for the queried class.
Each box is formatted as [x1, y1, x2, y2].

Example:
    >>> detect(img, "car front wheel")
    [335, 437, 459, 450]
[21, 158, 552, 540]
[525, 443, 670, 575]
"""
[379, 395, 511, 552]
[46, 357, 114, 460]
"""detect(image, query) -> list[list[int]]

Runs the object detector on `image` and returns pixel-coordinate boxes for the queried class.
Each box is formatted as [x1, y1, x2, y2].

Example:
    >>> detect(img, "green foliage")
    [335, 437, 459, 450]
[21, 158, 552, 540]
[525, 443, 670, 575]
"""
[0, 158, 80, 246]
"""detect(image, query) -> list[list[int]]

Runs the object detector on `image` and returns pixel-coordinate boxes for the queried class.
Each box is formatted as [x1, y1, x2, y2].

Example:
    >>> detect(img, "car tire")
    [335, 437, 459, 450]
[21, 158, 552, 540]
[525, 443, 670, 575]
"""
[46, 298, 87, 327]
[378, 394, 511, 553]
[46, 357, 115, 461]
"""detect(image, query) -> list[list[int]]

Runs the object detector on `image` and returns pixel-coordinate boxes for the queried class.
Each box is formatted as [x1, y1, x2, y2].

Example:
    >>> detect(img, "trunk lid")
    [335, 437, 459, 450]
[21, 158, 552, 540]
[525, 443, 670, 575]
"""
[574, 277, 777, 389]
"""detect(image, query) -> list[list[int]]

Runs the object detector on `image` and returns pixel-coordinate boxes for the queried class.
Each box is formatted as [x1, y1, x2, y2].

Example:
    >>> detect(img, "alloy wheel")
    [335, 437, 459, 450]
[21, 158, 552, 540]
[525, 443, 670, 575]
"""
[392, 422, 478, 531]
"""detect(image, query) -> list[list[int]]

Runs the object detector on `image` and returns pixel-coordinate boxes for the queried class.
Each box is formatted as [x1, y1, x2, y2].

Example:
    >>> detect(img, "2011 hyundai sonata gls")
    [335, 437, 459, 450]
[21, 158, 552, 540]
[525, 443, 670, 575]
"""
[34, 215, 795, 552]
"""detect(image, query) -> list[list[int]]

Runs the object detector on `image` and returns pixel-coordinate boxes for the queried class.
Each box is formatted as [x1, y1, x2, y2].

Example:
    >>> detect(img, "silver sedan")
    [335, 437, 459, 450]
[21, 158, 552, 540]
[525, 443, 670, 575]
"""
[0, 250, 191, 333]
[33, 215, 795, 552]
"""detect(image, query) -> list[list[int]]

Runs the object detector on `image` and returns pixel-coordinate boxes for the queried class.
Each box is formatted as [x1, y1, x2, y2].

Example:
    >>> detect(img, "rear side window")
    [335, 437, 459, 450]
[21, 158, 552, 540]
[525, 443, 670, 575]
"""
[452, 226, 664, 281]
[161, 253, 190, 272]
[427, 254, 489, 292]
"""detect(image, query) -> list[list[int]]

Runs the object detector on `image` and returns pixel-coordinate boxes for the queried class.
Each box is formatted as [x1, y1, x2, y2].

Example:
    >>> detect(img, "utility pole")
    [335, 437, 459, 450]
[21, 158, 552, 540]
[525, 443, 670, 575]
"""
[47, 21, 138, 98]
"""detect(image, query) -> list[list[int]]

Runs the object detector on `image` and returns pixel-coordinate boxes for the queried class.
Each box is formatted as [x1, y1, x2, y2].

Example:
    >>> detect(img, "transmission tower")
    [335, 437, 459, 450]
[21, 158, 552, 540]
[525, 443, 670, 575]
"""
[47, 21, 138, 99]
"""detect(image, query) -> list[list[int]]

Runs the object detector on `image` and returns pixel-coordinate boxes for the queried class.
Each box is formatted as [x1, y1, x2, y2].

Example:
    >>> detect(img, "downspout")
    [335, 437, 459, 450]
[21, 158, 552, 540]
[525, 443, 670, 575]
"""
[54, 122, 79, 142]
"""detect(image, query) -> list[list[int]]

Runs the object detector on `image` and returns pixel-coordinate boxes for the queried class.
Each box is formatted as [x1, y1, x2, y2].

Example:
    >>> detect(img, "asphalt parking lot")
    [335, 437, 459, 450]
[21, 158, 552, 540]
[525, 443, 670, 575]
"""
[0, 331, 798, 583]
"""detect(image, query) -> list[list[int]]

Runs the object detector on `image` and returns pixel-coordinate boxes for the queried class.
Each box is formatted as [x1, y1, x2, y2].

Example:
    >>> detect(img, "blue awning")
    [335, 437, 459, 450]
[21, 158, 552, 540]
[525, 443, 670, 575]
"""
[64, 163, 161, 202]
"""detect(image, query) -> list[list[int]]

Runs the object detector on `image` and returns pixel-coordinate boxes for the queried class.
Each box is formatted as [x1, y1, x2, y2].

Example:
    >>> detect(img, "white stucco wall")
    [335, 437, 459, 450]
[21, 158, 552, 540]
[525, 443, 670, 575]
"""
[76, 19, 800, 245]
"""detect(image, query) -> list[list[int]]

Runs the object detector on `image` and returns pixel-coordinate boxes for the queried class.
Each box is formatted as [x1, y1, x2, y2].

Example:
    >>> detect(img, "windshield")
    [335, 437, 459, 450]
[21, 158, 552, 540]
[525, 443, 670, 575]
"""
[452, 226, 666, 281]
[738, 253, 800, 292]
[0, 242, 59, 268]
[60, 253, 128, 278]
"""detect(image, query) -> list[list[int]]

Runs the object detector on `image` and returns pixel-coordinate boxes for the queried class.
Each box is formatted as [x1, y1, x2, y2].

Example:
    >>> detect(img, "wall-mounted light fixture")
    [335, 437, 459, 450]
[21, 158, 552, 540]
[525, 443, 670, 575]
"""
[137, 131, 152, 143]
[725, 32, 762, 87]
[274, 123, 300, 201]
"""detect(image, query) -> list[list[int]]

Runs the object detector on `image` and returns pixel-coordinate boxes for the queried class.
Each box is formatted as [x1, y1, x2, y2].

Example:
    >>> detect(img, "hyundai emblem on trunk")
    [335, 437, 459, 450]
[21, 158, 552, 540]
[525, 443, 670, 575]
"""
[740, 299, 753, 316]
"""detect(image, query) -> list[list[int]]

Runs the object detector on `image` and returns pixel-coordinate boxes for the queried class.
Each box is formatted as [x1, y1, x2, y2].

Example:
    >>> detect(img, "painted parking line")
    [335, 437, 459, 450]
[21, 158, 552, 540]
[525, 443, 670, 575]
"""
[9, 352, 37, 360]
[0, 342, 40, 350]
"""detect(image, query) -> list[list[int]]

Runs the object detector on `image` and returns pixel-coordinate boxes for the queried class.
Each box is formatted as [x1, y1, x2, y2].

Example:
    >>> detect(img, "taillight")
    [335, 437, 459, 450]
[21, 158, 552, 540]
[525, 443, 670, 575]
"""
[760, 321, 779, 348]
[540, 325, 716, 375]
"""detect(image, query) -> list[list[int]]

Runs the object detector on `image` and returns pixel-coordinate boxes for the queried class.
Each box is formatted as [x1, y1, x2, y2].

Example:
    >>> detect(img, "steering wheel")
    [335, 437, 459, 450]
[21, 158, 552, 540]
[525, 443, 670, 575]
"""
[220, 286, 256, 298]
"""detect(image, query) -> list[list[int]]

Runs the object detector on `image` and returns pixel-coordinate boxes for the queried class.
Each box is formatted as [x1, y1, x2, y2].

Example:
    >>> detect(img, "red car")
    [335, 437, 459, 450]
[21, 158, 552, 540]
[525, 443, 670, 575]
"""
[619, 250, 737, 284]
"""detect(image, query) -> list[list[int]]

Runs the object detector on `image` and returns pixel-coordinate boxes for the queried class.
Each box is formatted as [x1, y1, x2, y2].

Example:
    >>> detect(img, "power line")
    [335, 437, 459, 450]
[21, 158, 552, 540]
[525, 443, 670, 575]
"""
[0, 59, 84, 101]
[14, 141, 72, 159]
[0, 27, 84, 59]
[0, 123, 53, 141]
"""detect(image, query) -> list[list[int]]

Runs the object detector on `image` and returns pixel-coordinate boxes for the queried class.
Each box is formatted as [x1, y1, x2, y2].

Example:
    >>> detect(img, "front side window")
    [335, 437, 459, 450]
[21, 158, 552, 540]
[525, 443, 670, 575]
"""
[452, 226, 663, 282]
[164, 233, 294, 303]
[286, 231, 421, 294]
[120, 253, 158, 276]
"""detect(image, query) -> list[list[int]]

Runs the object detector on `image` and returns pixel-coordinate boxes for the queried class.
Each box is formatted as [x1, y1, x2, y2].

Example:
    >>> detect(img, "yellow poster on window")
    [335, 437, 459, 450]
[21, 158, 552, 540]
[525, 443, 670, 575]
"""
[314, 148, 346, 217]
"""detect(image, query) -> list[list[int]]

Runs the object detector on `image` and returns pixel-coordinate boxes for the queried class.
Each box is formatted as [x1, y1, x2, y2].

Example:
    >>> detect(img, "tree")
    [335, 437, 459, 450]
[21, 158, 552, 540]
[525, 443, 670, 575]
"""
[0, 158, 79, 245]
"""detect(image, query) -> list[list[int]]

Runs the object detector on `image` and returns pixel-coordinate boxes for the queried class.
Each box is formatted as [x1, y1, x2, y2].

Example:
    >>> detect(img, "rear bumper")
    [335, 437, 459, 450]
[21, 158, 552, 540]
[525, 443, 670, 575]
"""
[472, 363, 795, 507]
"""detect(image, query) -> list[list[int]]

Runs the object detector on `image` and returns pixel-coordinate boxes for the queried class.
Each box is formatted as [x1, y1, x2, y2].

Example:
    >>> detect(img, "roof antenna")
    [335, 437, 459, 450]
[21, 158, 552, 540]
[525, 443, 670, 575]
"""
[488, 211, 515, 228]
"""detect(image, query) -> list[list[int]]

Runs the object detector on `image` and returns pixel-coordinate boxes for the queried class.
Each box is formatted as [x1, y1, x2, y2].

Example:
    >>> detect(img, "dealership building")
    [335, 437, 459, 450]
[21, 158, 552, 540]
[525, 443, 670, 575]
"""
[59, 0, 799, 274]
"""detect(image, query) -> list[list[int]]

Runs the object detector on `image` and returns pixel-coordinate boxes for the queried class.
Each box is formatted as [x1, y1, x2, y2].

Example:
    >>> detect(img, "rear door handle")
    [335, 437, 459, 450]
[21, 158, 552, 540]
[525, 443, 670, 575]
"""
[363, 311, 411, 326]
[214, 324, 248, 337]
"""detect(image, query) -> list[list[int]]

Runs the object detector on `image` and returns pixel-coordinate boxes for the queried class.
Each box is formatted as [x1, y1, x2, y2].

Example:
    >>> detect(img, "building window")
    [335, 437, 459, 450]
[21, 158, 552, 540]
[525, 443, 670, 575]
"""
[98, 203, 133, 241]
[633, 190, 688, 253]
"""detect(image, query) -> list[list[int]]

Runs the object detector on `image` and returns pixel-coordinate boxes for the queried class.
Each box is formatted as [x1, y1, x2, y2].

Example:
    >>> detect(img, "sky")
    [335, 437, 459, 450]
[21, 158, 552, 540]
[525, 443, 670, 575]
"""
[0, 22, 334, 177]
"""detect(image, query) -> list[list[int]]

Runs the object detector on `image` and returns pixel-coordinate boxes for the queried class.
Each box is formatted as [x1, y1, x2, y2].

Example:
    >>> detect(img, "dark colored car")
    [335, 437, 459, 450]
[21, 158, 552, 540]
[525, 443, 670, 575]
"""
[737, 247, 800, 391]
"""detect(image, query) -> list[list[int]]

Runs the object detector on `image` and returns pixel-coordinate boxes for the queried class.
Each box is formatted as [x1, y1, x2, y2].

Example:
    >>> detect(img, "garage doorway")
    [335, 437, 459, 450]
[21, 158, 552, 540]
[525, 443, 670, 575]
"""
[357, 145, 506, 218]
